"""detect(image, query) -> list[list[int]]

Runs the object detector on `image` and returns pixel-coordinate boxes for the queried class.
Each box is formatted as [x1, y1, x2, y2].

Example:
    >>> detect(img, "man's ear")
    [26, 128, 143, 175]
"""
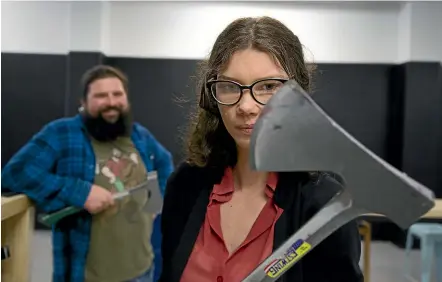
[79, 99, 86, 113]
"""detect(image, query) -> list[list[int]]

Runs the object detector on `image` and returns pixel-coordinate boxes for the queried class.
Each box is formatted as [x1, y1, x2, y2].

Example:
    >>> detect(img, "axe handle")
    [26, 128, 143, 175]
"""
[37, 176, 157, 227]
[38, 206, 84, 227]
[242, 189, 361, 282]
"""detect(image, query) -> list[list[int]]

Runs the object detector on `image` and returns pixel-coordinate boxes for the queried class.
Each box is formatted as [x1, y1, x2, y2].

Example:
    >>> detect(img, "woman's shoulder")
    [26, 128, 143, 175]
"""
[164, 161, 222, 201]
[167, 161, 220, 185]
[167, 161, 203, 186]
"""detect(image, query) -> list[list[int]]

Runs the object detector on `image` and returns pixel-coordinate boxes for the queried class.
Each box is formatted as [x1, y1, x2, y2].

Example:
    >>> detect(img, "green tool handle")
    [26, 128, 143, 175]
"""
[37, 176, 154, 227]
[38, 206, 84, 227]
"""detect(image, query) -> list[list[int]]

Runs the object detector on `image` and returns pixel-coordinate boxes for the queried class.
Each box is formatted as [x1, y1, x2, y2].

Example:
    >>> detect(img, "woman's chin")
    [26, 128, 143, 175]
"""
[234, 137, 251, 151]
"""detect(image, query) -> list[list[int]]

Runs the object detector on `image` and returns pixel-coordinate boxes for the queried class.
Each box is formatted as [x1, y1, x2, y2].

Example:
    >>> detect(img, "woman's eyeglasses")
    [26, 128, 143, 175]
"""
[206, 78, 289, 106]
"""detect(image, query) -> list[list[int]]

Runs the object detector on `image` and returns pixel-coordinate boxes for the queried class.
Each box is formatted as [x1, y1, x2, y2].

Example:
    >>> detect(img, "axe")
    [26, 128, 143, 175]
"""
[243, 80, 436, 282]
[38, 171, 163, 227]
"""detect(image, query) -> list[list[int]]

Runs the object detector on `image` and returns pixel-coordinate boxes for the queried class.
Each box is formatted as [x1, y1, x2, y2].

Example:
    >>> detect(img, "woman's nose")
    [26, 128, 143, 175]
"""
[237, 90, 259, 114]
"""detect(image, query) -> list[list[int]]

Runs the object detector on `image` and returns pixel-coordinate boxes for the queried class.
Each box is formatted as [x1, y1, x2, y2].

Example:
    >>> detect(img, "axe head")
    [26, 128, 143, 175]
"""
[249, 80, 435, 229]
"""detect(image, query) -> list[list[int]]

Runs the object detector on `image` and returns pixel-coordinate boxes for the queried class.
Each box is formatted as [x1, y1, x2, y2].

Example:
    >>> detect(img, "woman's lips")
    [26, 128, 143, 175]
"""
[237, 124, 254, 135]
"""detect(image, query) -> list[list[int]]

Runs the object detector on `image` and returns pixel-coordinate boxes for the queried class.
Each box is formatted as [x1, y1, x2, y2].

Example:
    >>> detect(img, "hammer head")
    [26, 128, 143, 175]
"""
[249, 80, 435, 229]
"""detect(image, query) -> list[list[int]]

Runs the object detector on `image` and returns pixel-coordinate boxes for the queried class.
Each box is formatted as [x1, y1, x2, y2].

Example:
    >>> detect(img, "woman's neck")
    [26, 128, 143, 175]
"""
[233, 147, 268, 192]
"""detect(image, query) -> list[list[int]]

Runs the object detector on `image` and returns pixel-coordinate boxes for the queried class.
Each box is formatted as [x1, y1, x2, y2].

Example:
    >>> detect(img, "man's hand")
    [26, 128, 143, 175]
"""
[84, 185, 115, 214]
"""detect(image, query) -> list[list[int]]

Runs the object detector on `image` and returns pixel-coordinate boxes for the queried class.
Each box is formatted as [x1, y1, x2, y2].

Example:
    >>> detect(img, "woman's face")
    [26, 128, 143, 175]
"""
[217, 48, 289, 151]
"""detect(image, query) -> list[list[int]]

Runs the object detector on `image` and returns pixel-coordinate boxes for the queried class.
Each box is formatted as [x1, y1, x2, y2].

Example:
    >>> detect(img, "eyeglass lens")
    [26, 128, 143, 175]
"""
[211, 79, 285, 105]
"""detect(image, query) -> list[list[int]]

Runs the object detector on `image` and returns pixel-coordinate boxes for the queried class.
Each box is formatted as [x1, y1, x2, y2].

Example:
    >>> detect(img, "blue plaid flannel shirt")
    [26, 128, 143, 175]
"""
[1, 114, 174, 282]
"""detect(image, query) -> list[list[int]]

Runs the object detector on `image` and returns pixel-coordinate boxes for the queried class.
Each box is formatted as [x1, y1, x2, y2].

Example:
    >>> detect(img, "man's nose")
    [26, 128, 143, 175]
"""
[107, 93, 117, 106]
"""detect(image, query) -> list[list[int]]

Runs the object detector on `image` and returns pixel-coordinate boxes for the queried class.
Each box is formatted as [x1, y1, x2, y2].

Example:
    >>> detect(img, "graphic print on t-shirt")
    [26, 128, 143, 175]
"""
[98, 147, 140, 193]
[94, 145, 149, 224]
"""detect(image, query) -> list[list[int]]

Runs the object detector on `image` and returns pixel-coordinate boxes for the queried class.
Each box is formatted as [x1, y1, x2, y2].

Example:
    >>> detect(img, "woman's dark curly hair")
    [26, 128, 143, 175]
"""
[184, 16, 316, 169]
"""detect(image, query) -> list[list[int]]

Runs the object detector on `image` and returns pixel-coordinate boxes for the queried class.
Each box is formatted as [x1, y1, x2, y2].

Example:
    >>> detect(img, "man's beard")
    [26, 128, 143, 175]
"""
[82, 107, 133, 142]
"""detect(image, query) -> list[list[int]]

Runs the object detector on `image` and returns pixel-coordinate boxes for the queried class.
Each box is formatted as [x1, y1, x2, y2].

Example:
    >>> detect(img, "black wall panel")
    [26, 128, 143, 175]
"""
[386, 65, 406, 170]
[108, 57, 200, 164]
[312, 63, 392, 159]
[1, 53, 67, 168]
[401, 62, 442, 197]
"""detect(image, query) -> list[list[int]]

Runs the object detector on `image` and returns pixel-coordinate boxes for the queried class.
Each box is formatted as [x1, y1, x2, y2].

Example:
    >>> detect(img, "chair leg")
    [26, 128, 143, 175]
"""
[421, 237, 435, 282]
[435, 240, 442, 282]
[404, 230, 414, 280]
[363, 222, 371, 282]
[359, 221, 371, 282]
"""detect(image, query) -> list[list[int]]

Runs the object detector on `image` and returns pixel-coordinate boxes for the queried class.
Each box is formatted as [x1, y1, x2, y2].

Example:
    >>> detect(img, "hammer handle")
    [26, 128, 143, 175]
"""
[242, 189, 361, 282]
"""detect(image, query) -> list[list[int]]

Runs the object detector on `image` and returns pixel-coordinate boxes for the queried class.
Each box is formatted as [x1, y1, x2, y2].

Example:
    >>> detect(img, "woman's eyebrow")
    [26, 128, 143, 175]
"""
[217, 74, 237, 81]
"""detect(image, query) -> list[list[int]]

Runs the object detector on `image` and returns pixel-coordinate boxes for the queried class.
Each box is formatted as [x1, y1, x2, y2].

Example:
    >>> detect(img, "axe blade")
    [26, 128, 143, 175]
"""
[243, 79, 436, 281]
[249, 79, 435, 229]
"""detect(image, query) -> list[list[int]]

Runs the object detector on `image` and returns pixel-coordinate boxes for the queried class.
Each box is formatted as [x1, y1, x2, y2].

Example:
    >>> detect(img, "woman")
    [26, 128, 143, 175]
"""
[160, 16, 363, 282]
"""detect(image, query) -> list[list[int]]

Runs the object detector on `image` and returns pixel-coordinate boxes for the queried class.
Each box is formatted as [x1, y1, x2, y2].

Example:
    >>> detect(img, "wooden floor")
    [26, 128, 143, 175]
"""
[29, 230, 439, 282]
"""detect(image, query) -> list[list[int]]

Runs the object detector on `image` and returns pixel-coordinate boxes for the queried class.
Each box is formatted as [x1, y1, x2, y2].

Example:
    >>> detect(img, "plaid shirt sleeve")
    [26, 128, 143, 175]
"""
[1, 121, 92, 212]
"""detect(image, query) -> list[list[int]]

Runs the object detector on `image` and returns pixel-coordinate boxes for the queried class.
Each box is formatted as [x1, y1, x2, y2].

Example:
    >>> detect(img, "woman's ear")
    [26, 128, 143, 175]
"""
[199, 84, 221, 117]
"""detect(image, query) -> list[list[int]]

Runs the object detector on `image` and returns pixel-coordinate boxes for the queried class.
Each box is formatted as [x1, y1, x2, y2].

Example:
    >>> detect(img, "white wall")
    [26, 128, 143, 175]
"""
[407, 2, 442, 62]
[68, 1, 110, 53]
[1, 1, 70, 54]
[1, 1, 441, 63]
[107, 1, 400, 63]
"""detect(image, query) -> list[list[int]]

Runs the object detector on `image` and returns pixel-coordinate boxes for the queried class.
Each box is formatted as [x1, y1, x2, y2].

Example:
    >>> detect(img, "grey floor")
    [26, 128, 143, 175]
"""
[30, 230, 437, 282]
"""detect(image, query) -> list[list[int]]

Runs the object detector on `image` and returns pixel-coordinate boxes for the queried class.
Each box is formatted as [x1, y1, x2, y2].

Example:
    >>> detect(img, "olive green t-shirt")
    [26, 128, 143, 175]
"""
[85, 136, 154, 282]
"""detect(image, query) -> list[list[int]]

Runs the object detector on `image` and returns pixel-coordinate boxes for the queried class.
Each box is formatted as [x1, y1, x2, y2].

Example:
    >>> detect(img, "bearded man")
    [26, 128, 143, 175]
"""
[1, 65, 174, 282]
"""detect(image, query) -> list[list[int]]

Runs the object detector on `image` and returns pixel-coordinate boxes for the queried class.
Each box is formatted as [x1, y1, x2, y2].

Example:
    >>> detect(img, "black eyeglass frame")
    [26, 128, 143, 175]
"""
[206, 78, 289, 106]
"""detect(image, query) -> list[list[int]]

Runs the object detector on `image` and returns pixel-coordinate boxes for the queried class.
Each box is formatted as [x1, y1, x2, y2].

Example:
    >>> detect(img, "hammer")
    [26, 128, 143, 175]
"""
[243, 80, 436, 282]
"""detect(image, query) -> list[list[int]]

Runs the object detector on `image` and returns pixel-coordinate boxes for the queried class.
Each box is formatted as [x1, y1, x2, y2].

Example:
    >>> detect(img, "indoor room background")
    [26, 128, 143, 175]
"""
[1, 1, 442, 281]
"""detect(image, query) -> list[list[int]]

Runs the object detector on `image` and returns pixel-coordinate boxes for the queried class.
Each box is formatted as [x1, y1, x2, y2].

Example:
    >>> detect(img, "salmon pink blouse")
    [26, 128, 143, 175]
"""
[180, 167, 284, 282]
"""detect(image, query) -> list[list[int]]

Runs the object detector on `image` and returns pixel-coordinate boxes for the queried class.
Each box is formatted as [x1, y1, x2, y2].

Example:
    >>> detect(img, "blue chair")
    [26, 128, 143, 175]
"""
[404, 223, 442, 282]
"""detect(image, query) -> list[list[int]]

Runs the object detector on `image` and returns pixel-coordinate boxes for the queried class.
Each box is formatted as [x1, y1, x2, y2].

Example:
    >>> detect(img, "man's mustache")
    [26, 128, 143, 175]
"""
[100, 106, 123, 113]
[98, 107, 127, 118]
